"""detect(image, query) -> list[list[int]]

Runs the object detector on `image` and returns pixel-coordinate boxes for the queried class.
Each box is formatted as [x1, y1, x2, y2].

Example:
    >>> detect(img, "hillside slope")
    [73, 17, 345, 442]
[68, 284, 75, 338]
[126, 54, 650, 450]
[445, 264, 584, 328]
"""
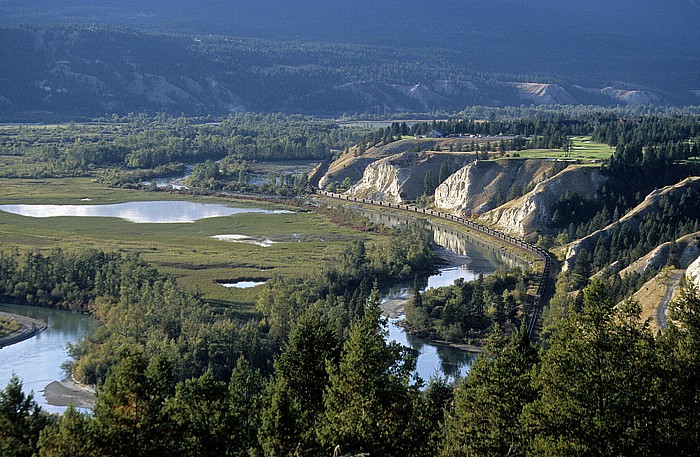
[434, 159, 566, 217]
[0, 24, 698, 118]
[564, 177, 700, 272]
[478, 166, 605, 239]
[2, 0, 698, 97]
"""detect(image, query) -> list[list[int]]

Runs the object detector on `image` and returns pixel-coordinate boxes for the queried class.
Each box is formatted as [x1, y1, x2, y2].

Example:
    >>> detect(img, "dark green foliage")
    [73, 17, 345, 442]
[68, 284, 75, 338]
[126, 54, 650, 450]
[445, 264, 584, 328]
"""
[405, 268, 534, 342]
[444, 324, 538, 456]
[315, 287, 422, 456]
[37, 406, 98, 457]
[166, 370, 233, 456]
[0, 375, 52, 457]
[92, 348, 175, 457]
[524, 281, 660, 456]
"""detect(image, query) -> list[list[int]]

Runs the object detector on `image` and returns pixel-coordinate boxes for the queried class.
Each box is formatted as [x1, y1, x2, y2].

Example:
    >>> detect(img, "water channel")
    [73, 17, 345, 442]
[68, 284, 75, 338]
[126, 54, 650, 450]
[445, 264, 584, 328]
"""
[364, 208, 526, 384]
[0, 200, 524, 411]
[0, 303, 98, 414]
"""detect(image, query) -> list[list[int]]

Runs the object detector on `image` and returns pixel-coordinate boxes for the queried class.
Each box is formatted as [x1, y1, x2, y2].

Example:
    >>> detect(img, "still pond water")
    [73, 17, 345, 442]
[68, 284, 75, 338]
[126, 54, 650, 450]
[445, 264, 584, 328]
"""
[0, 201, 291, 223]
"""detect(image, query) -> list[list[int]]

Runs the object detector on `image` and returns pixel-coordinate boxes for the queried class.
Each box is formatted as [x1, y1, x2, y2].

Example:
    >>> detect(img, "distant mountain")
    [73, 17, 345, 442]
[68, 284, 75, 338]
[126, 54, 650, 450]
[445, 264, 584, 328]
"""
[0, 24, 696, 119]
[1, 0, 698, 94]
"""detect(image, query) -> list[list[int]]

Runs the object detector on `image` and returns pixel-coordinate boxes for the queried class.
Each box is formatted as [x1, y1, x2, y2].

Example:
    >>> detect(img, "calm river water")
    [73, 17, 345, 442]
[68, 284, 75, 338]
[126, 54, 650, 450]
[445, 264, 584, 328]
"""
[367, 208, 526, 384]
[0, 303, 98, 414]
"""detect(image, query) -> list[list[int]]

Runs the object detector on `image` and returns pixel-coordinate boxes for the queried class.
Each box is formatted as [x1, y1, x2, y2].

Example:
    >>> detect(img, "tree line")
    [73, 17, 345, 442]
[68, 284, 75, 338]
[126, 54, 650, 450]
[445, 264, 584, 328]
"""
[4, 280, 700, 456]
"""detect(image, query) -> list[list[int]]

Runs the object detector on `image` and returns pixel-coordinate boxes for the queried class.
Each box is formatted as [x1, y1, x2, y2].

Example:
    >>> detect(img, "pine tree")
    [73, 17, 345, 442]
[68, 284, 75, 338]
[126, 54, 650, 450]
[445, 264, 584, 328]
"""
[0, 375, 51, 457]
[523, 281, 660, 455]
[444, 324, 537, 456]
[316, 285, 419, 456]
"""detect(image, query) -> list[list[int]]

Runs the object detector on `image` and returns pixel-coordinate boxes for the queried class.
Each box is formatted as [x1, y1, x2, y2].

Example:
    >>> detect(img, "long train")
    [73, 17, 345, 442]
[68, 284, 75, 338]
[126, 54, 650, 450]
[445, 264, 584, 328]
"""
[308, 184, 552, 339]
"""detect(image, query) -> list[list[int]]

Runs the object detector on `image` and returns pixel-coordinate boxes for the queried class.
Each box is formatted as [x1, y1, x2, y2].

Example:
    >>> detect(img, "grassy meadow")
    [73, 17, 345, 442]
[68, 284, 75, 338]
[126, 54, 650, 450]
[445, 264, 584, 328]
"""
[511, 136, 615, 161]
[0, 179, 369, 312]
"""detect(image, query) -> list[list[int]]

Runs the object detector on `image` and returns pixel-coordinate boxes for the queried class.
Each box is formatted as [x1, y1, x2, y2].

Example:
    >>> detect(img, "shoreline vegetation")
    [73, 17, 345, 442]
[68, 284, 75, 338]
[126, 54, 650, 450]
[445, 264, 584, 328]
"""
[0, 311, 47, 349]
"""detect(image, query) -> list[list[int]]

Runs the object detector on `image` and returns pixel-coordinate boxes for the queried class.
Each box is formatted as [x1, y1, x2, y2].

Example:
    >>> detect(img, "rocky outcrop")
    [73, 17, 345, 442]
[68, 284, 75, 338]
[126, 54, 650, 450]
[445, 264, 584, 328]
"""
[564, 177, 700, 272]
[319, 139, 439, 189]
[347, 151, 474, 203]
[434, 159, 566, 216]
[479, 166, 605, 238]
[617, 232, 700, 279]
[511, 83, 578, 105]
[601, 87, 660, 105]
[687, 255, 700, 290]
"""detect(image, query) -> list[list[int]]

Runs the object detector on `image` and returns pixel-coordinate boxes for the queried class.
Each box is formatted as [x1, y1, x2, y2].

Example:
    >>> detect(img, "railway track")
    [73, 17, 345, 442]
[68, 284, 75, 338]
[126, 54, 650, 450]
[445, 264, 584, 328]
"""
[310, 186, 553, 339]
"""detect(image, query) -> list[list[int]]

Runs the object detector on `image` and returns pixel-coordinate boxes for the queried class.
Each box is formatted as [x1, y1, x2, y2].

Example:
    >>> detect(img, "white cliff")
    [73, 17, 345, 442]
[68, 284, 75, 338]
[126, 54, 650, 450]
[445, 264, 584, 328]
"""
[435, 159, 565, 216]
[479, 166, 605, 238]
[687, 255, 700, 290]
[347, 151, 474, 203]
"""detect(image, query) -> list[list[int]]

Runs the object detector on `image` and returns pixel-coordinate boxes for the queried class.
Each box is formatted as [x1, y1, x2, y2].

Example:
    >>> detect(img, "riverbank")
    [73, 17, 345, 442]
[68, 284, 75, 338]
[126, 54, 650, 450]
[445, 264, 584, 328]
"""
[0, 311, 47, 349]
[43, 378, 95, 409]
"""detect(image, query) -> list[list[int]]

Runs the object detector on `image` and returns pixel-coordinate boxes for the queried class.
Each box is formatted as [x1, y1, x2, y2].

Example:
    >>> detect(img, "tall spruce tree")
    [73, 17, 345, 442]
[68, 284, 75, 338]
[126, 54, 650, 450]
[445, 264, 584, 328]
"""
[316, 285, 420, 456]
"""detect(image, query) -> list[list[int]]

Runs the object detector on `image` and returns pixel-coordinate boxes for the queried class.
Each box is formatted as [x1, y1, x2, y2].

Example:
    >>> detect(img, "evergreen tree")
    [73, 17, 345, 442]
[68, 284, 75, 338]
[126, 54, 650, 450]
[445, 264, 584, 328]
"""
[316, 285, 419, 456]
[424, 169, 435, 196]
[166, 369, 233, 456]
[37, 406, 98, 457]
[655, 284, 700, 454]
[444, 324, 537, 456]
[92, 348, 174, 457]
[523, 281, 659, 456]
[0, 375, 51, 457]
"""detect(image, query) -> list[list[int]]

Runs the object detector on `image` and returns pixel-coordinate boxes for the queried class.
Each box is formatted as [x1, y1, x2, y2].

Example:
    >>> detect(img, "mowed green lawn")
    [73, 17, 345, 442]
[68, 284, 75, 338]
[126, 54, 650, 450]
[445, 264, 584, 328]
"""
[510, 136, 615, 161]
[0, 179, 368, 312]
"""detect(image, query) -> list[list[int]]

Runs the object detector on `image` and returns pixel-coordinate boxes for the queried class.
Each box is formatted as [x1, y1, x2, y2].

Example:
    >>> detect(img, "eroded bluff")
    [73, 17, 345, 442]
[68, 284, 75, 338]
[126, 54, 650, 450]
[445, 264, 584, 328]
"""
[478, 165, 605, 239]
[347, 151, 473, 203]
[434, 159, 566, 216]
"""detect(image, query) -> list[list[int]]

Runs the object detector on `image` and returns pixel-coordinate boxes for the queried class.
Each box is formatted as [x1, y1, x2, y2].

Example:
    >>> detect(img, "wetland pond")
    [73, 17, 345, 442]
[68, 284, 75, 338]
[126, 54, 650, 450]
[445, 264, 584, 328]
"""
[0, 201, 291, 223]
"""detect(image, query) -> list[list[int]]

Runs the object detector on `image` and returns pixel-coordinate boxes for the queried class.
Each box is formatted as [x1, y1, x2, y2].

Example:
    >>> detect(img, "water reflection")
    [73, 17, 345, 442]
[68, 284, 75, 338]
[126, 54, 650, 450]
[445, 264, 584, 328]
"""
[220, 281, 267, 289]
[0, 304, 98, 414]
[0, 201, 292, 223]
[364, 208, 525, 384]
[387, 317, 477, 383]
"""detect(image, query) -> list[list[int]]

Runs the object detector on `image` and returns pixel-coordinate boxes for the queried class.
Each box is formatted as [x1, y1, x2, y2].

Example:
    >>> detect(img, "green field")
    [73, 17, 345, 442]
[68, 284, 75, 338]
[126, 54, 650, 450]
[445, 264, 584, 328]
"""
[0, 179, 370, 311]
[510, 136, 615, 161]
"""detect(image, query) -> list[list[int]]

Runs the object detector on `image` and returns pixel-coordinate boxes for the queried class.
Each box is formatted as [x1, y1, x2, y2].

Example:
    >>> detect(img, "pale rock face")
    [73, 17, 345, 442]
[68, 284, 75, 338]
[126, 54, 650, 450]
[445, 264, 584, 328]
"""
[434, 161, 485, 214]
[346, 151, 474, 203]
[434, 159, 566, 218]
[687, 255, 700, 290]
[348, 159, 407, 203]
[480, 166, 605, 238]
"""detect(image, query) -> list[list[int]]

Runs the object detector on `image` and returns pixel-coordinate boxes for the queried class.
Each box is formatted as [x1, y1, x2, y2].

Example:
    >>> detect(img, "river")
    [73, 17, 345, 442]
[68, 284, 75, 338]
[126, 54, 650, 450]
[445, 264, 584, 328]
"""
[0, 303, 98, 414]
[367, 208, 526, 384]
[0, 201, 521, 409]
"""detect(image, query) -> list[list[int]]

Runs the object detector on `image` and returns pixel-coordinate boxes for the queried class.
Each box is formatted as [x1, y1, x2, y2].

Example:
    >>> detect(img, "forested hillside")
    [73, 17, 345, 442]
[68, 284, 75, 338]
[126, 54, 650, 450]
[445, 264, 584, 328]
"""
[2, 0, 698, 94]
[1, 23, 698, 119]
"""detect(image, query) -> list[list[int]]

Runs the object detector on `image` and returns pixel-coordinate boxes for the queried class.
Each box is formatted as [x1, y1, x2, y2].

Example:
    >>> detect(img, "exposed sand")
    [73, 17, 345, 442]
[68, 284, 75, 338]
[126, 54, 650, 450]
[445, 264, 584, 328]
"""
[43, 379, 95, 409]
[381, 299, 408, 318]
